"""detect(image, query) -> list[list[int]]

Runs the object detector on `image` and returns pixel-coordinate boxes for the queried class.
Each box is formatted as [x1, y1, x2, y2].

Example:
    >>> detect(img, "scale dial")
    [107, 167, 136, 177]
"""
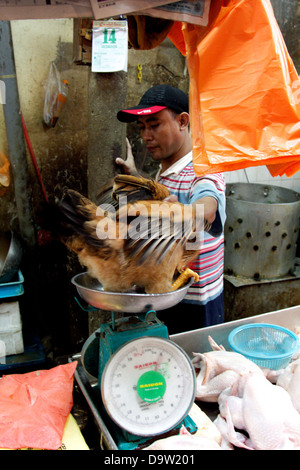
[101, 336, 195, 437]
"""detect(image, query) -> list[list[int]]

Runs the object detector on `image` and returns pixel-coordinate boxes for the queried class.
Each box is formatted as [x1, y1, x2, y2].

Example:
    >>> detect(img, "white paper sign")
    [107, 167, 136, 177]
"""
[92, 19, 128, 73]
[0, 0, 175, 20]
[138, 0, 211, 26]
[89, 0, 176, 20]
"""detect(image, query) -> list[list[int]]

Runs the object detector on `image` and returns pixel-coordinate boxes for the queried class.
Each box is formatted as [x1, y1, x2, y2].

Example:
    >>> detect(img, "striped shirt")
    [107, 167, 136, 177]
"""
[158, 152, 226, 305]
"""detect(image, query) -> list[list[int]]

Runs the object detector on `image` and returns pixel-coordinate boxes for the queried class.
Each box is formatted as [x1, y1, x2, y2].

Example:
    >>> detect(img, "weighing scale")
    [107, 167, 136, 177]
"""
[72, 272, 198, 450]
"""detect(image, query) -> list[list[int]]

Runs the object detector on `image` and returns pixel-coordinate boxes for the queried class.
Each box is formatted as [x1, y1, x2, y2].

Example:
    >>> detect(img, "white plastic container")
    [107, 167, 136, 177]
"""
[0, 301, 24, 356]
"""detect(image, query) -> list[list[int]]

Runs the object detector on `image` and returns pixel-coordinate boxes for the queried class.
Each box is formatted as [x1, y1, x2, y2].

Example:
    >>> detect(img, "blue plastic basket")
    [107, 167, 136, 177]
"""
[0, 270, 24, 299]
[228, 323, 300, 370]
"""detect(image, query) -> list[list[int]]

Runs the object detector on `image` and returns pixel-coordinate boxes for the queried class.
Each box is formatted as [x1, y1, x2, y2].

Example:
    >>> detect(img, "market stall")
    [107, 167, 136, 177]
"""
[0, 0, 300, 452]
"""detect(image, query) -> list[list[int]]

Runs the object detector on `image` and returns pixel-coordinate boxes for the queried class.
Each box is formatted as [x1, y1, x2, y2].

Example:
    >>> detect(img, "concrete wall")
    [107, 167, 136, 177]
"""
[0, 19, 89, 230]
[0, 19, 89, 357]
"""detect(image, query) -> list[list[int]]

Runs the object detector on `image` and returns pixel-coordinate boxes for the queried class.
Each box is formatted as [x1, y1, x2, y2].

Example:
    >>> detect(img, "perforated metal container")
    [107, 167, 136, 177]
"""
[224, 183, 300, 280]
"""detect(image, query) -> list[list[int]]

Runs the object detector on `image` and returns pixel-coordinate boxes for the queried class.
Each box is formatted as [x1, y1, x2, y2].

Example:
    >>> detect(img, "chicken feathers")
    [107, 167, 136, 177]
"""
[57, 175, 204, 293]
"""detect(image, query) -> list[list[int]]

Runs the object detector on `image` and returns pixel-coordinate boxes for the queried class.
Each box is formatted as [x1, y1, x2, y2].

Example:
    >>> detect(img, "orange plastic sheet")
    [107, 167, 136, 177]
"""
[168, 0, 300, 177]
[0, 362, 77, 450]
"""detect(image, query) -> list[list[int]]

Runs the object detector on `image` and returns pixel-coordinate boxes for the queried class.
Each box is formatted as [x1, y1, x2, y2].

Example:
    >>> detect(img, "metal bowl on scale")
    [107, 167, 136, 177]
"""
[71, 272, 195, 313]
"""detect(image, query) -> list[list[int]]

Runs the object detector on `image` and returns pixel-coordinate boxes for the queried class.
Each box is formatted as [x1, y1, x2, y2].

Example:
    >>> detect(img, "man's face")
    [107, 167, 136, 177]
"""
[137, 109, 184, 163]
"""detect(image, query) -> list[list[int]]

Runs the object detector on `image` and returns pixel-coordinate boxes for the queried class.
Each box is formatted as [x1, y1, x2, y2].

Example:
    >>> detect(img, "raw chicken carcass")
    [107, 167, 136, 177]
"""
[218, 371, 300, 450]
[54, 174, 206, 293]
[276, 357, 300, 413]
[143, 401, 226, 450]
[188, 402, 222, 444]
[262, 325, 300, 410]
[142, 426, 223, 450]
[192, 336, 263, 402]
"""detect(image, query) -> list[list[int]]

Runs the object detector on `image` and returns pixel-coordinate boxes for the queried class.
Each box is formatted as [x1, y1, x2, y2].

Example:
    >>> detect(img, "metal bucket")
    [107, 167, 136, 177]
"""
[224, 183, 300, 280]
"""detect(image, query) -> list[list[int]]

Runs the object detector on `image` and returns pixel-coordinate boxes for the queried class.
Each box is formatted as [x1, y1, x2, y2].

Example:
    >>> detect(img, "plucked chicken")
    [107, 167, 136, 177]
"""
[192, 336, 264, 402]
[217, 371, 300, 450]
[276, 358, 300, 413]
[55, 174, 206, 293]
[142, 425, 223, 451]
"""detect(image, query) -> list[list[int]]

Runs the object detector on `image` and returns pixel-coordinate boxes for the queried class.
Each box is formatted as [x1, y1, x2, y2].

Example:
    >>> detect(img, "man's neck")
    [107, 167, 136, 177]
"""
[160, 143, 192, 173]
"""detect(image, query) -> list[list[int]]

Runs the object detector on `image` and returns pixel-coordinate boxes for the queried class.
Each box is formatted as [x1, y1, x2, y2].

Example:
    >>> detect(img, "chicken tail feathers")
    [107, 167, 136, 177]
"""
[60, 189, 95, 220]
[56, 189, 108, 248]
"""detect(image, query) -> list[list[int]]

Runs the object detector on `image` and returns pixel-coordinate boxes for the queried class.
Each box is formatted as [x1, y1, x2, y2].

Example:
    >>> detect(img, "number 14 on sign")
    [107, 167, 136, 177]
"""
[92, 20, 128, 72]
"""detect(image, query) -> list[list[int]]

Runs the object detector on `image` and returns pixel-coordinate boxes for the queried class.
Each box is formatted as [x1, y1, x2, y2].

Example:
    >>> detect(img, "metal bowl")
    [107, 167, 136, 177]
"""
[0, 231, 23, 283]
[72, 272, 195, 313]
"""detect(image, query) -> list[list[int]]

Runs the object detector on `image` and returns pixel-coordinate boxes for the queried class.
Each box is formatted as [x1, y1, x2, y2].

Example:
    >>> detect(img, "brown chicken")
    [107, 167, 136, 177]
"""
[57, 174, 208, 294]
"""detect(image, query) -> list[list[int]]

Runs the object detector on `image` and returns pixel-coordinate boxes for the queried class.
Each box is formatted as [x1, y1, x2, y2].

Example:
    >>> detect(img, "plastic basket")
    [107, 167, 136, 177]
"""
[0, 270, 24, 299]
[228, 323, 300, 370]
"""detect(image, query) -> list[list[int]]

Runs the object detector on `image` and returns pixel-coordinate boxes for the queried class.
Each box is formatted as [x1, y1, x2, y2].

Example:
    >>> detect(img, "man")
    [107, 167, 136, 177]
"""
[116, 84, 226, 334]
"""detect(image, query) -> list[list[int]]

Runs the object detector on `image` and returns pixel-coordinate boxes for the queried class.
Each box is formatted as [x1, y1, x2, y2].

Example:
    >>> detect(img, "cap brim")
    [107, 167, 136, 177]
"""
[117, 105, 166, 123]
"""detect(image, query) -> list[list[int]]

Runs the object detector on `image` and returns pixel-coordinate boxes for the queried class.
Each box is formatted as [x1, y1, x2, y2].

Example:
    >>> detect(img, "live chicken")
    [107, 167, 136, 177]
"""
[55, 175, 205, 293]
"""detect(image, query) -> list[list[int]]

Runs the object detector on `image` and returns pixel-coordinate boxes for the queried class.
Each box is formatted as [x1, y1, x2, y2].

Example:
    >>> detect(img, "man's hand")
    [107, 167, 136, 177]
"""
[116, 138, 139, 176]
[198, 196, 218, 224]
[163, 194, 178, 203]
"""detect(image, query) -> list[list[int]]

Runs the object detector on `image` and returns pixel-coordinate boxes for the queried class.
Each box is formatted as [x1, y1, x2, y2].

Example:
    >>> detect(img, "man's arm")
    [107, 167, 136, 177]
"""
[189, 176, 226, 238]
[165, 194, 219, 234]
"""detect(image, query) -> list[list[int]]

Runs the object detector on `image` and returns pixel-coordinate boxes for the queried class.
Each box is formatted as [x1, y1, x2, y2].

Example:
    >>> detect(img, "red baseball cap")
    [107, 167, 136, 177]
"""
[117, 84, 189, 123]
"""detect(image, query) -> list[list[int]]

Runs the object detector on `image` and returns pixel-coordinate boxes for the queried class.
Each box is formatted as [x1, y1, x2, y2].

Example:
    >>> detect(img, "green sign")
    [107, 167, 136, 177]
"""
[137, 370, 166, 403]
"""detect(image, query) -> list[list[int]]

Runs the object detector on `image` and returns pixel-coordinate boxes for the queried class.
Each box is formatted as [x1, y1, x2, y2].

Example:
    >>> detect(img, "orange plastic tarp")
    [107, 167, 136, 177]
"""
[168, 0, 300, 177]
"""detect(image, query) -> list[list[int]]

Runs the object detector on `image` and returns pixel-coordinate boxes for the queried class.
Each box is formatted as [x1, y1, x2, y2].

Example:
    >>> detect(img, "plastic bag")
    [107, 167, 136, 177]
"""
[43, 62, 68, 127]
[0, 150, 10, 196]
[169, 0, 300, 177]
[0, 362, 77, 450]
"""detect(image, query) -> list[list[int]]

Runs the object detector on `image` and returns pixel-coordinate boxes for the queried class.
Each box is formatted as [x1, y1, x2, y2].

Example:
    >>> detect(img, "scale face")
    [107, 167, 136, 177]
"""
[101, 336, 195, 437]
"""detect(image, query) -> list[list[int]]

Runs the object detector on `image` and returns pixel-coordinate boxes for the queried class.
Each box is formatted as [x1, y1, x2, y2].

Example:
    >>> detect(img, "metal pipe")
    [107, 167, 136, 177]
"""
[0, 20, 35, 248]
